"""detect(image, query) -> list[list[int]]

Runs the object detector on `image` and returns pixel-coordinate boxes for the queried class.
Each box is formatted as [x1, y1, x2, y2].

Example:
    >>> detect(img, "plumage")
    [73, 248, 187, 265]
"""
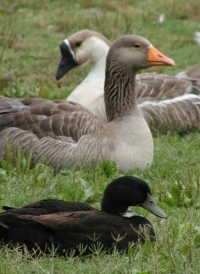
[0, 176, 167, 256]
[56, 29, 200, 133]
[0, 35, 174, 171]
[176, 62, 200, 80]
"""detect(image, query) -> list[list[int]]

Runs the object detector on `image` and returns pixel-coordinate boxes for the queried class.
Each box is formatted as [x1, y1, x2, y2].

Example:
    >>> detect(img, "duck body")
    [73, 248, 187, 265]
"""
[0, 210, 155, 256]
[0, 35, 174, 171]
[57, 29, 200, 133]
[0, 176, 167, 256]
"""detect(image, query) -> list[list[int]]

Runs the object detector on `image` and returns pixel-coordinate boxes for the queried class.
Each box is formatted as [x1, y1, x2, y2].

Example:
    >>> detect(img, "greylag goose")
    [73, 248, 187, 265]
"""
[0, 176, 167, 256]
[0, 35, 174, 171]
[176, 62, 200, 80]
[56, 29, 200, 133]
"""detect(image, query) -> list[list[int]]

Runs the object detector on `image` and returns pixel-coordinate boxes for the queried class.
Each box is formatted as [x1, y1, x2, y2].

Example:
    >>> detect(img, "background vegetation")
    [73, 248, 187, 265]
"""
[0, 0, 200, 273]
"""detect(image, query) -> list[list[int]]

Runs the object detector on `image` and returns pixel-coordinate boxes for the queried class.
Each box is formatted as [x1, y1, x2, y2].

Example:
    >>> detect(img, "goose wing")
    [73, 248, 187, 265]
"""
[176, 62, 200, 80]
[136, 73, 200, 103]
[0, 97, 107, 170]
[0, 97, 105, 142]
[140, 94, 200, 133]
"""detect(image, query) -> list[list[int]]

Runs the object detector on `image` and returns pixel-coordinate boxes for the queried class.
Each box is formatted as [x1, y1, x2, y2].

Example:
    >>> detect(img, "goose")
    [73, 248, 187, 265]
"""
[176, 62, 200, 80]
[56, 29, 200, 133]
[0, 176, 167, 256]
[0, 35, 174, 171]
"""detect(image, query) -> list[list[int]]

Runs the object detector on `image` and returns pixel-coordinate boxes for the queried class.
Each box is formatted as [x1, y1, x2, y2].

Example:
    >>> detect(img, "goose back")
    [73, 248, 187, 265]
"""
[176, 62, 200, 80]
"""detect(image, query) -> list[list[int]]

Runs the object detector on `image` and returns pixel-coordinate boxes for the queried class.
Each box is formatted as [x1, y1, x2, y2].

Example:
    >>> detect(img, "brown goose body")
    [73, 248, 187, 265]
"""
[0, 35, 174, 171]
[56, 29, 200, 133]
[176, 62, 200, 80]
[0, 176, 167, 256]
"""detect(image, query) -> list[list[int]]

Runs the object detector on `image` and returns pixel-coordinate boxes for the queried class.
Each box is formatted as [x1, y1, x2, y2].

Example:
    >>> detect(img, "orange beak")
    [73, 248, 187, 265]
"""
[148, 45, 175, 66]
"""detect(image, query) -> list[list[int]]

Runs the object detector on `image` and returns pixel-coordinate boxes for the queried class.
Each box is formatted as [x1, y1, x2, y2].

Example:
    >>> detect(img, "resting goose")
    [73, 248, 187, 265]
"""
[56, 29, 200, 133]
[0, 176, 167, 256]
[0, 35, 174, 171]
[176, 62, 200, 80]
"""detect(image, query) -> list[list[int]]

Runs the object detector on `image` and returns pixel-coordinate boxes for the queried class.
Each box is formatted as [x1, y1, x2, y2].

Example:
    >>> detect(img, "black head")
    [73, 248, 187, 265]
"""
[101, 176, 167, 218]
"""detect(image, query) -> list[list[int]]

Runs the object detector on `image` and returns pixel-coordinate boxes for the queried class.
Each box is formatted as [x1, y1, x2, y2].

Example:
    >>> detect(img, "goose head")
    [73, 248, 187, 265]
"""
[106, 35, 175, 73]
[104, 35, 175, 121]
[56, 29, 111, 80]
[101, 176, 167, 218]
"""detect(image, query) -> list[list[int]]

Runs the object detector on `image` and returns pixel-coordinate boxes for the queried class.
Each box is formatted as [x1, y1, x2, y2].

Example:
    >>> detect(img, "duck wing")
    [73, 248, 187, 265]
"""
[0, 211, 61, 254]
[20, 211, 155, 254]
[2, 199, 95, 215]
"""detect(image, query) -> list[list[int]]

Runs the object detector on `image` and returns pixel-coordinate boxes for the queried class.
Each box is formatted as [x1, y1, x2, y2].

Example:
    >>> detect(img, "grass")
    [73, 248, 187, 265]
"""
[0, 0, 200, 273]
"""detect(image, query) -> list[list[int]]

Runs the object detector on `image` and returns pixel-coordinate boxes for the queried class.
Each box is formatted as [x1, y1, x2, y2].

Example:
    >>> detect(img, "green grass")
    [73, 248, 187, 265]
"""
[0, 0, 200, 273]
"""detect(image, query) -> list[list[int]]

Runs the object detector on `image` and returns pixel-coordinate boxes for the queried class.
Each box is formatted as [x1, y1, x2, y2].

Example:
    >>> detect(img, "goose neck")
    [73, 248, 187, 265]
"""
[89, 55, 106, 78]
[104, 66, 137, 122]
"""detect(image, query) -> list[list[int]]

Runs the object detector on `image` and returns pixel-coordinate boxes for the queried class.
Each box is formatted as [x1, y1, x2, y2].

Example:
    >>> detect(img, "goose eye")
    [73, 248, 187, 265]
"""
[134, 43, 141, 49]
[75, 41, 82, 47]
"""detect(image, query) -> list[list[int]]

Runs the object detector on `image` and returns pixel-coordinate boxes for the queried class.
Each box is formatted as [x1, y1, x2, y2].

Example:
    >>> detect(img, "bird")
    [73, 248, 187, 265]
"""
[56, 29, 200, 133]
[176, 62, 200, 80]
[0, 176, 167, 256]
[0, 35, 174, 171]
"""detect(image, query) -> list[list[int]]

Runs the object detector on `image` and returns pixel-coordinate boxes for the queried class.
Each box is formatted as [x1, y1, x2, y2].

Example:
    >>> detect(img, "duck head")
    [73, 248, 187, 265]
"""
[101, 176, 167, 219]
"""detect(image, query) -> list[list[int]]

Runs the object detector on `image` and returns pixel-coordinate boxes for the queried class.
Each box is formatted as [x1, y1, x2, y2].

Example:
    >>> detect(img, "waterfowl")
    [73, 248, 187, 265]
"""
[56, 29, 200, 133]
[194, 31, 200, 47]
[176, 62, 200, 80]
[0, 176, 167, 256]
[0, 35, 174, 171]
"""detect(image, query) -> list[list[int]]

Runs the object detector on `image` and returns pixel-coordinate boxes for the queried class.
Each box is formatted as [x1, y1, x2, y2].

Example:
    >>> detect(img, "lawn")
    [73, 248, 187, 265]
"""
[0, 0, 200, 273]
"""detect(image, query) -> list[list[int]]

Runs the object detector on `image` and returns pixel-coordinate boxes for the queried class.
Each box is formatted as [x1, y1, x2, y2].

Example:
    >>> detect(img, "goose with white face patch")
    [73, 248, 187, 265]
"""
[56, 29, 200, 134]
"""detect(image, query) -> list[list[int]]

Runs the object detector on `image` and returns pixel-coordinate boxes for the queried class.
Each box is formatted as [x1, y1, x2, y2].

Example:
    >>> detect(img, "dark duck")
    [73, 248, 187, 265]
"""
[0, 176, 167, 256]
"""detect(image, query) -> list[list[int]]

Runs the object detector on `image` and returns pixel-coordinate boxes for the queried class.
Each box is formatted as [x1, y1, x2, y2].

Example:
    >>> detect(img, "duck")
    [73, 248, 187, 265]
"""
[56, 29, 200, 133]
[0, 35, 174, 171]
[0, 176, 167, 256]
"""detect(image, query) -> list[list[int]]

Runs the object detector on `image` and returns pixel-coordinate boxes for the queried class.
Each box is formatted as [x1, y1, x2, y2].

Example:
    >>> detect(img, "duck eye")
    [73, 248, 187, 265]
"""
[75, 41, 82, 47]
[134, 43, 141, 49]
